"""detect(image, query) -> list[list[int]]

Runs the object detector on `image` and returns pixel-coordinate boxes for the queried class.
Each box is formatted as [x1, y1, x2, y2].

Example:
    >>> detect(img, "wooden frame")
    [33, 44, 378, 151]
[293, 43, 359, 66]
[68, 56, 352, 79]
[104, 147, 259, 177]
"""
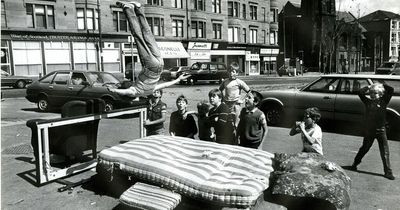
[34, 107, 147, 184]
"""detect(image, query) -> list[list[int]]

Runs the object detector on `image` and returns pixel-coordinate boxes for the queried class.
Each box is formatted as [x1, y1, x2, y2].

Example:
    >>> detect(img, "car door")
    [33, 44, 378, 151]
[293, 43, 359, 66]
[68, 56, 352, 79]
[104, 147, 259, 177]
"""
[48, 72, 71, 106]
[68, 72, 89, 101]
[294, 77, 340, 121]
[334, 78, 369, 123]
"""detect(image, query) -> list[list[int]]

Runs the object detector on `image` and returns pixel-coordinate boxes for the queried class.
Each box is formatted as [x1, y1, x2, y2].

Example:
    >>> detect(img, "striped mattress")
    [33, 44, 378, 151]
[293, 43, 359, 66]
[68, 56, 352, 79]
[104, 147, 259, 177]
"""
[98, 135, 274, 207]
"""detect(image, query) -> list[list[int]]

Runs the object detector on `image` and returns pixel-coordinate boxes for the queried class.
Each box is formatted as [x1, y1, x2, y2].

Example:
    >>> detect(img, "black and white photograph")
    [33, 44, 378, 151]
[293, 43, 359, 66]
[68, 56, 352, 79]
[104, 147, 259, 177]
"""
[1, 0, 400, 209]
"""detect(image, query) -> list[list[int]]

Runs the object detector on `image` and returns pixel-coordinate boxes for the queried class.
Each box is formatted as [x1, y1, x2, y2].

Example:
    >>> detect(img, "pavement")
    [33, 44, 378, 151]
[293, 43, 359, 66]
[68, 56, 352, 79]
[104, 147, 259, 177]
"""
[2, 75, 399, 210]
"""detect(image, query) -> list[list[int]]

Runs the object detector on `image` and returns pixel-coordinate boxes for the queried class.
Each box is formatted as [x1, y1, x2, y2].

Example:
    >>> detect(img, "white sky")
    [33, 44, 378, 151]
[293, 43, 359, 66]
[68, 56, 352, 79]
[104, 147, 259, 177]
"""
[280, 0, 400, 18]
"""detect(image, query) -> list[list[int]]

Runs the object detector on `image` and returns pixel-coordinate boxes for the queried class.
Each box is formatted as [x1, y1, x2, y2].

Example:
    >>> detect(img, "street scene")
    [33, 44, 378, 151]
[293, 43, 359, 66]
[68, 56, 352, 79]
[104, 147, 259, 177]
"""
[1, 0, 400, 209]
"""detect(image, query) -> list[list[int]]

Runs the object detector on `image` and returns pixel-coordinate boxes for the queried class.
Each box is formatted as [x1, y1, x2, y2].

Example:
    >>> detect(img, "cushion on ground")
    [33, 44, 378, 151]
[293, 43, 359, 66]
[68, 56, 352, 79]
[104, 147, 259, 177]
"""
[98, 135, 274, 207]
[119, 182, 181, 210]
[270, 153, 351, 210]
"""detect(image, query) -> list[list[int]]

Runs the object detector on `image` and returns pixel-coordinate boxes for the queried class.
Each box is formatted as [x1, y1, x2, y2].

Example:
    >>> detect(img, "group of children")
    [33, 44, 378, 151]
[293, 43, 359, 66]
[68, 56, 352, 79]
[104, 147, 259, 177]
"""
[143, 62, 269, 150]
[108, 1, 321, 152]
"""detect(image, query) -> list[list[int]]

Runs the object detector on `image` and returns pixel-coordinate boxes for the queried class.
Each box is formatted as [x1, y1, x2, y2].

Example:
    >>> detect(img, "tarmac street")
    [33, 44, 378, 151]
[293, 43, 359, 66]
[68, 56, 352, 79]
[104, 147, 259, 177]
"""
[1, 80, 400, 210]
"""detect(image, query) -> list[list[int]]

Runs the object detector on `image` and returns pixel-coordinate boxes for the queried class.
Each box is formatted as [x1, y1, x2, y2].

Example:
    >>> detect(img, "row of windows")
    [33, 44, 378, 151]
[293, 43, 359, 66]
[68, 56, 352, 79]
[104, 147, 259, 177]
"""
[228, 27, 277, 44]
[19, 2, 273, 43]
[228, 1, 265, 21]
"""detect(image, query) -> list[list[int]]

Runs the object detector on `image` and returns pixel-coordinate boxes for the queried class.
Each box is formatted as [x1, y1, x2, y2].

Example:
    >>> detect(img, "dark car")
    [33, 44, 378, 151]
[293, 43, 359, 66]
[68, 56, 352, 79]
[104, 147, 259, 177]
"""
[375, 62, 400, 75]
[160, 66, 190, 81]
[26, 70, 145, 112]
[1, 70, 33, 88]
[178, 62, 228, 84]
[258, 74, 400, 140]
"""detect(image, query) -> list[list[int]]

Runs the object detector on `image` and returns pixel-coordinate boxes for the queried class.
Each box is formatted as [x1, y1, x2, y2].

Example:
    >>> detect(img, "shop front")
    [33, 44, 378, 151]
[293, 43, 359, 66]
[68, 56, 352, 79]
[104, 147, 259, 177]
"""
[245, 52, 260, 75]
[260, 48, 279, 75]
[1, 32, 124, 77]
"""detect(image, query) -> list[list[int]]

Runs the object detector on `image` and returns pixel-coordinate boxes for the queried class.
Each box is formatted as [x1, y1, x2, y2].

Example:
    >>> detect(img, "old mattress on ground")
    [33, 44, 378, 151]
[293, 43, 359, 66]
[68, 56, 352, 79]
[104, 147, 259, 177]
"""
[97, 135, 274, 207]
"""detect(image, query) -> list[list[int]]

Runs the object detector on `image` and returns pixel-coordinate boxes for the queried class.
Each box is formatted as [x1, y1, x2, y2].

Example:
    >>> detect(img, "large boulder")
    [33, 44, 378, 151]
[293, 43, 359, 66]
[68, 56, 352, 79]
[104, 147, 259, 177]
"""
[269, 153, 351, 210]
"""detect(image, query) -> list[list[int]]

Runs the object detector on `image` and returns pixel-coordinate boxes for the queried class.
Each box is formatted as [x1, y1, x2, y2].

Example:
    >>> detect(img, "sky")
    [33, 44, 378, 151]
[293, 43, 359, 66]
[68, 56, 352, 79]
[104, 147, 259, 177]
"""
[279, 0, 400, 18]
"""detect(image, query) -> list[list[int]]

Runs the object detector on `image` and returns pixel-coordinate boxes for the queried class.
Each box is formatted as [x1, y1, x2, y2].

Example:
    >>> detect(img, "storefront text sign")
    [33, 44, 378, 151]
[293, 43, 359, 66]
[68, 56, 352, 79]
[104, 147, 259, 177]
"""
[245, 53, 260, 61]
[188, 42, 212, 50]
[10, 34, 99, 41]
[157, 42, 190, 58]
[189, 51, 210, 60]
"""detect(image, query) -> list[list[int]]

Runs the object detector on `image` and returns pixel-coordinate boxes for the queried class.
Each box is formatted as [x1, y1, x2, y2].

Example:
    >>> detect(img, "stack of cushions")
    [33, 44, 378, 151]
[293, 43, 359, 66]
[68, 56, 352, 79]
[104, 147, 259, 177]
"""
[98, 135, 274, 207]
[119, 182, 181, 210]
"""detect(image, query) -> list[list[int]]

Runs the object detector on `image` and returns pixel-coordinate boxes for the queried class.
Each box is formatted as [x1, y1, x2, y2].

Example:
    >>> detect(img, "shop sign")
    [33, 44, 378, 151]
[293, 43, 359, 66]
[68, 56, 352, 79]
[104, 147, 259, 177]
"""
[157, 42, 190, 58]
[10, 34, 99, 41]
[188, 42, 212, 50]
[245, 53, 260, 61]
[260, 48, 279, 55]
[189, 51, 210, 60]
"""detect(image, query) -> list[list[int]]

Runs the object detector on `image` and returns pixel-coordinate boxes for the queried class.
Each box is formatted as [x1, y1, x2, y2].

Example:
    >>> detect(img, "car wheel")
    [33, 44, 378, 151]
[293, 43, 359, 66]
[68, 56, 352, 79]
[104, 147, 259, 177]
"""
[188, 78, 195, 85]
[15, 80, 26, 89]
[263, 105, 283, 126]
[37, 96, 50, 112]
[103, 99, 114, 112]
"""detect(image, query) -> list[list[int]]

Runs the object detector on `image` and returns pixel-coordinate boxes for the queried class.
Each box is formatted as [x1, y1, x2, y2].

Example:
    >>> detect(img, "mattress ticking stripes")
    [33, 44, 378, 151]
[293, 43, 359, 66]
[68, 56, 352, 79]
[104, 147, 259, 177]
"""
[120, 182, 181, 210]
[98, 135, 274, 207]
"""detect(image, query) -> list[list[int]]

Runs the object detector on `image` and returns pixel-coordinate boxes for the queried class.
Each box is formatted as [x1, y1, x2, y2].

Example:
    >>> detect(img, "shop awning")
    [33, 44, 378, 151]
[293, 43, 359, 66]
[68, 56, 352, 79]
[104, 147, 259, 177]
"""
[157, 42, 190, 58]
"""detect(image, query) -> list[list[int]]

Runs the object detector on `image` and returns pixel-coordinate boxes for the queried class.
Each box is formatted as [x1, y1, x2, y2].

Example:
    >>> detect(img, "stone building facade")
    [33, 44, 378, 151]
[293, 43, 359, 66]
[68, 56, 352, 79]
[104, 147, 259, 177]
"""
[1, 0, 279, 77]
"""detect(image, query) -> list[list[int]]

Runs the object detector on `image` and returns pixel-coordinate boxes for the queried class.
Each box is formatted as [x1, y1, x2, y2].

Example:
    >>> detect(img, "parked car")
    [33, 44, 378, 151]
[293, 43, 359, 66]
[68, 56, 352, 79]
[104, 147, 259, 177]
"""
[375, 62, 400, 75]
[161, 66, 190, 81]
[26, 70, 145, 112]
[1, 70, 33, 88]
[277, 65, 300, 77]
[258, 74, 400, 140]
[178, 62, 228, 85]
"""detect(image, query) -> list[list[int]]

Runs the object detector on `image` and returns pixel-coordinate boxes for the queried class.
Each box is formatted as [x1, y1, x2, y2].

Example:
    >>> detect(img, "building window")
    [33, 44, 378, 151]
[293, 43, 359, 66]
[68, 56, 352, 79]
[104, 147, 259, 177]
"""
[1, 1, 6, 27]
[113, 11, 128, 32]
[228, 1, 239, 17]
[392, 20, 397, 29]
[250, 5, 257, 20]
[191, 21, 206, 38]
[194, 0, 205, 11]
[77, 8, 98, 30]
[262, 30, 266, 44]
[270, 31, 276, 45]
[172, 19, 184, 37]
[212, 0, 221, 13]
[228, 27, 239, 42]
[147, 17, 164, 36]
[26, 4, 55, 29]
[172, 0, 182, 8]
[242, 28, 246, 43]
[270, 8, 277, 22]
[147, 0, 163, 6]
[262, 7, 266, 22]
[391, 32, 397, 43]
[213, 23, 222, 39]
[250, 28, 257, 43]
[242, 4, 246, 19]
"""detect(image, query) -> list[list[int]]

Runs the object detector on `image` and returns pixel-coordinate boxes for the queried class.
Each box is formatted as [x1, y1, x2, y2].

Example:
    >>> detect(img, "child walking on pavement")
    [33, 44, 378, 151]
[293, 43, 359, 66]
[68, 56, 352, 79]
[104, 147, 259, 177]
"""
[350, 83, 395, 180]
[109, 1, 190, 97]
[208, 89, 235, 145]
[237, 91, 268, 149]
[169, 95, 198, 139]
[289, 107, 323, 155]
[144, 89, 167, 135]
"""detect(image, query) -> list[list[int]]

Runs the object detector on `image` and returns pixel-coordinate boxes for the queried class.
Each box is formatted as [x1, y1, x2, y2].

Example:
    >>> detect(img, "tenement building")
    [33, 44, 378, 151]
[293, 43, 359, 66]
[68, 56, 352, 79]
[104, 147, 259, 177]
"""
[1, 0, 279, 77]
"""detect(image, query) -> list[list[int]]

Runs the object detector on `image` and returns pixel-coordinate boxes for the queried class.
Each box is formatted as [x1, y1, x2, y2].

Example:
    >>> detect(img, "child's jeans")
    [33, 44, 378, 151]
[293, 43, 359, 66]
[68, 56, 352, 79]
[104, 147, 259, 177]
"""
[124, 6, 163, 95]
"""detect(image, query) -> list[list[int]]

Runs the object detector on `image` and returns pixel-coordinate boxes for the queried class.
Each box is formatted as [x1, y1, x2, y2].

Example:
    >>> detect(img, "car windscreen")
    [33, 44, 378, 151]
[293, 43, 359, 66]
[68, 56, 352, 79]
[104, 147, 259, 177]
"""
[170, 67, 179, 71]
[87, 72, 120, 85]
